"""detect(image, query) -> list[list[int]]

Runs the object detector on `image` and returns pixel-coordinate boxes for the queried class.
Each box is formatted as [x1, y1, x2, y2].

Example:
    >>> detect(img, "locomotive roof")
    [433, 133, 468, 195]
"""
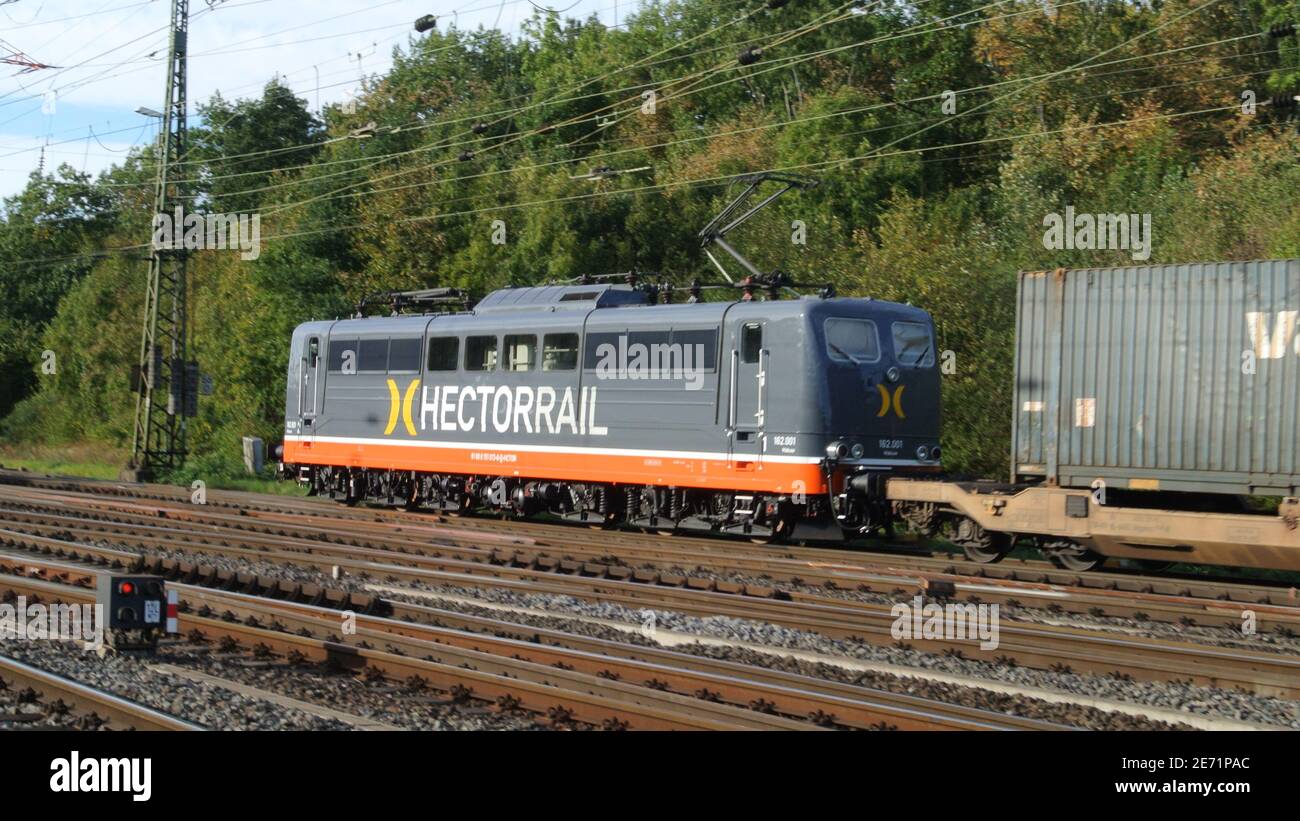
[474, 284, 651, 313]
[305, 286, 931, 336]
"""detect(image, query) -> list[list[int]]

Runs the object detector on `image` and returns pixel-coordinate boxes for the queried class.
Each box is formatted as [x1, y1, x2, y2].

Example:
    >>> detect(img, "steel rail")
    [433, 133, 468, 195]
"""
[1, 522, 1297, 700]
[0, 573, 813, 731]
[0, 555, 1060, 730]
[4, 470, 1298, 606]
[0, 654, 203, 730]
[3, 491, 1298, 635]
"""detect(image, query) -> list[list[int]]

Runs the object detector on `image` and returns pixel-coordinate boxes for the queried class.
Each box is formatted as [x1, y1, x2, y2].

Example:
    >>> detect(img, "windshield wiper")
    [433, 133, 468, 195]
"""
[828, 342, 857, 363]
[900, 341, 931, 367]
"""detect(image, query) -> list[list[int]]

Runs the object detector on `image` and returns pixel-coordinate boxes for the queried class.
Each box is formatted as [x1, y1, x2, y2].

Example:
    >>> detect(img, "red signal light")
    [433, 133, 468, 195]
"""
[118, 581, 135, 596]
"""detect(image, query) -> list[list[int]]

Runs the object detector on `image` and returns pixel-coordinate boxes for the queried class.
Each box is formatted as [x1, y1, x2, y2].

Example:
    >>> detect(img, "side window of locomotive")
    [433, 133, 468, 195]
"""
[891, 321, 935, 368]
[825, 318, 880, 364]
[671, 328, 719, 372]
[388, 338, 421, 373]
[505, 335, 536, 372]
[328, 338, 357, 372]
[741, 323, 762, 364]
[465, 336, 498, 371]
[358, 339, 389, 373]
[307, 338, 319, 367]
[542, 334, 579, 371]
[427, 337, 458, 371]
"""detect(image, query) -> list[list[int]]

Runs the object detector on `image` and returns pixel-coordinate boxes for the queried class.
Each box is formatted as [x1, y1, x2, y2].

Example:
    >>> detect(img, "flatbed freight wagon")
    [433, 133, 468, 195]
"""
[887, 258, 1300, 572]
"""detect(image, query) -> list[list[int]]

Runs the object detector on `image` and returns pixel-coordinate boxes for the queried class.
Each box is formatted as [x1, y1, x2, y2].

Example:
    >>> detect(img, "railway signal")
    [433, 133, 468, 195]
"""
[96, 575, 174, 652]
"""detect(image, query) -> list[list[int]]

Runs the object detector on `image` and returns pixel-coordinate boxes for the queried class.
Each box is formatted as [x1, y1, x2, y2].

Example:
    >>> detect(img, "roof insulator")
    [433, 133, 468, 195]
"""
[414, 14, 437, 33]
[1272, 93, 1298, 110]
[457, 150, 474, 161]
[471, 122, 488, 134]
[1268, 21, 1295, 38]
[738, 47, 764, 66]
[767, 0, 791, 8]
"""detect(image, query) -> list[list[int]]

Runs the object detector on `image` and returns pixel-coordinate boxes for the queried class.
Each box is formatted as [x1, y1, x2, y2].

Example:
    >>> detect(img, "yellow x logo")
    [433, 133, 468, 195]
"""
[876, 384, 906, 419]
[385, 378, 420, 435]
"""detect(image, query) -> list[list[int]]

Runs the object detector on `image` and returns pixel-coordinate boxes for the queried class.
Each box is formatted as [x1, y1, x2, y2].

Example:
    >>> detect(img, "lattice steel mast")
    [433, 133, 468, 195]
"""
[126, 0, 193, 480]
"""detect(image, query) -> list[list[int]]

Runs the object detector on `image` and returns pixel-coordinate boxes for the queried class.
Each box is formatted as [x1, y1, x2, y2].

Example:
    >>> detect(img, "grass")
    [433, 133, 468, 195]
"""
[198, 476, 308, 496]
[0, 442, 126, 481]
[0, 441, 307, 496]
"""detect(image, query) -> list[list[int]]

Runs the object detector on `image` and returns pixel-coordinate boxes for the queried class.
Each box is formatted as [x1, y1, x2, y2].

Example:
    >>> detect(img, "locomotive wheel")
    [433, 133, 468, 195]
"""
[952, 518, 1011, 564]
[750, 515, 796, 545]
[751, 502, 799, 545]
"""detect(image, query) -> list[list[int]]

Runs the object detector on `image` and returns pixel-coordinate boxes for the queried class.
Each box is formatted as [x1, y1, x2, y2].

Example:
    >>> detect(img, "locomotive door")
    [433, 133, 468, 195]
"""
[729, 321, 765, 466]
[299, 336, 321, 440]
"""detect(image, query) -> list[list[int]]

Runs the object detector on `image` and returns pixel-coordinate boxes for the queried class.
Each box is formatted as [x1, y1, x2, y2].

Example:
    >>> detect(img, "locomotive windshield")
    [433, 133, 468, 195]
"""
[825, 318, 880, 364]
[892, 321, 935, 367]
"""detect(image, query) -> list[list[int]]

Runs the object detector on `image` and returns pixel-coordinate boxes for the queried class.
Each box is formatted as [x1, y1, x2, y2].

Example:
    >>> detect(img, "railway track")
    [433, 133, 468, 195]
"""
[0, 557, 1060, 730]
[1, 479, 1298, 702]
[0, 653, 203, 730]
[4, 470, 1297, 607]
[1, 475, 1298, 638]
[2, 469, 1298, 728]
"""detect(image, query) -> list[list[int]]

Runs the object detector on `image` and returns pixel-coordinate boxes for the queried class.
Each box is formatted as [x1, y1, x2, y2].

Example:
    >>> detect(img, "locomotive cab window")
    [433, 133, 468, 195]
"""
[306, 338, 319, 367]
[505, 335, 536, 372]
[825, 318, 880, 364]
[543, 333, 579, 371]
[741, 323, 762, 364]
[427, 337, 458, 371]
[388, 338, 421, 373]
[892, 321, 935, 368]
[465, 336, 498, 371]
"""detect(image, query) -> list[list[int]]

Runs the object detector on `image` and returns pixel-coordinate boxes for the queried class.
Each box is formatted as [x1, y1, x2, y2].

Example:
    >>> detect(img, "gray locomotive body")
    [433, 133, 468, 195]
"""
[281, 283, 941, 539]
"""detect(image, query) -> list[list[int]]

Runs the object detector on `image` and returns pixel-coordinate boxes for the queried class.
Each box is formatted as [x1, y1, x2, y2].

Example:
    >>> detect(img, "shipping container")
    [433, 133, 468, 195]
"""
[1012, 258, 1300, 497]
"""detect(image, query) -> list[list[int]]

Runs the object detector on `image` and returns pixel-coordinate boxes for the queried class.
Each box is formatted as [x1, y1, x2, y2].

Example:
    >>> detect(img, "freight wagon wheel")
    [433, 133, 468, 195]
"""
[1043, 540, 1105, 572]
[952, 518, 1011, 564]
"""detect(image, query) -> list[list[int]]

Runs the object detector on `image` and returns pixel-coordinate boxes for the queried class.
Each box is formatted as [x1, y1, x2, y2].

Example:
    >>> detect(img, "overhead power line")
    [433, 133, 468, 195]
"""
[0, 37, 57, 72]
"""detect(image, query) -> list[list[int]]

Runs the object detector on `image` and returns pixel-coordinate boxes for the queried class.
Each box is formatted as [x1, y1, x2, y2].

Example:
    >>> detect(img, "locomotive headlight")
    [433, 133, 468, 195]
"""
[826, 441, 849, 460]
[886, 367, 901, 383]
[916, 445, 930, 461]
[849, 443, 865, 459]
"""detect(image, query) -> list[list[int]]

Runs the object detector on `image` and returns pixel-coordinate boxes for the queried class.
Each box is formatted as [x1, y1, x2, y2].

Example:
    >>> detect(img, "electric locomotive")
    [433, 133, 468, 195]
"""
[279, 281, 942, 541]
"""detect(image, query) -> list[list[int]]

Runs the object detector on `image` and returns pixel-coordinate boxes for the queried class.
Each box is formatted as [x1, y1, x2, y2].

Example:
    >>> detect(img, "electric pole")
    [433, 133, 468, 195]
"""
[125, 0, 193, 481]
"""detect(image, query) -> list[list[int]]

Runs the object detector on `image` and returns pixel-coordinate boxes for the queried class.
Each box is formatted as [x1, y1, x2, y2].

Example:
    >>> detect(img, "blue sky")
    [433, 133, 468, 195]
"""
[0, 0, 624, 199]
